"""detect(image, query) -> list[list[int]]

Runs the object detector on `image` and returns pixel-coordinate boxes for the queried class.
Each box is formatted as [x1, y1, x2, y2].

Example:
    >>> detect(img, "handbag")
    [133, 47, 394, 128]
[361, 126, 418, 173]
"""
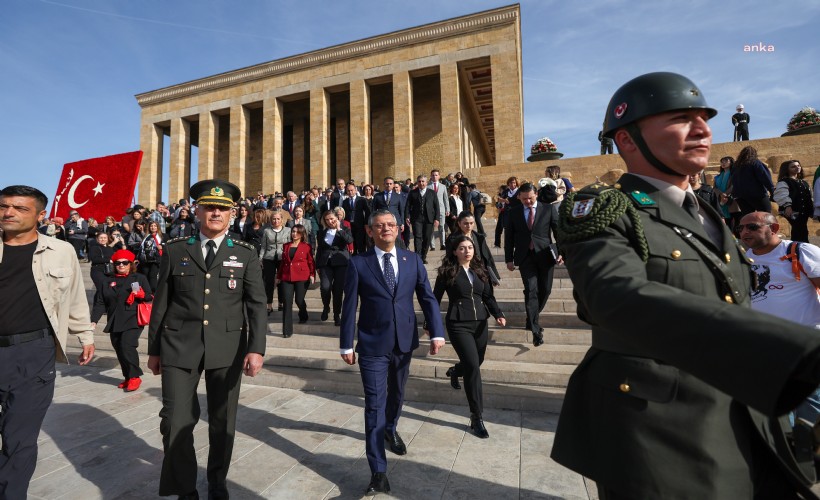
[136, 302, 153, 327]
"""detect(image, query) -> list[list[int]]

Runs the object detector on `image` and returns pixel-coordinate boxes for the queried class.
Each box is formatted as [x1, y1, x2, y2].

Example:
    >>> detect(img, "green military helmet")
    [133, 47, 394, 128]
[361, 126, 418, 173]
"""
[602, 72, 717, 139]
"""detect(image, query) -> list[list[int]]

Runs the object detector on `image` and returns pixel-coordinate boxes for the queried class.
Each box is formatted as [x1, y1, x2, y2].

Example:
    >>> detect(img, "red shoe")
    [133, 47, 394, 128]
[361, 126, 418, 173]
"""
[117, 380, 127, 389]
[124, 377, 142, 392]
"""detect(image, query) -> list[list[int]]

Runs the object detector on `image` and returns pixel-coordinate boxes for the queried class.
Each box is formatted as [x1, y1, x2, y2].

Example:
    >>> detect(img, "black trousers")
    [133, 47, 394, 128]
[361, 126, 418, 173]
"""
[319, 265, 346, 316]
[412, 220, 434, 260]
[0, 335, 56, 499]
[281, 280, 309, 336]
[90, 266, 108, 291]
[448, 319, 489, 416]
[68, 238, 85, 259]
[494, 211, 506, 247]
[350, 222, 367, 255]
[262, 257, 283, 305]
[787, 215, 810, 243]
[110, 328, 143, 380]
[519, 252, 555, 336]
[140, 262, 161, 293]
[473, 205, 486, 235]
[158, 359, 243, 496]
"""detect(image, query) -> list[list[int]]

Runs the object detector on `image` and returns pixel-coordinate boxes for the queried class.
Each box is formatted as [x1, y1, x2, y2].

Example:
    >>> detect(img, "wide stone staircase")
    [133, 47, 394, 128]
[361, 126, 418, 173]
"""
[74, 219, 591, 413]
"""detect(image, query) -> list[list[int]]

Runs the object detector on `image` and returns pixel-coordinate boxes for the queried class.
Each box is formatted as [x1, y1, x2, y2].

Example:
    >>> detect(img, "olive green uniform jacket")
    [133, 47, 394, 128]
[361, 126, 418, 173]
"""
[148, 236, 267, 369]
[552, 174, 820, 499]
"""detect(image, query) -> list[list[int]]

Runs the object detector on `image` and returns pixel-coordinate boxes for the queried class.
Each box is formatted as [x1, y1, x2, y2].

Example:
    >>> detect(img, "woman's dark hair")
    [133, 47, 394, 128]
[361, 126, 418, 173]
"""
[736, 146, 758, 166]
[719, 156, 735, 172]
[436, 235, 488, 286]
[449, 183, 460, 194]
[777, 160, 803, 181]
[291, 224, 307, 242]
[455, 210, 475, 232]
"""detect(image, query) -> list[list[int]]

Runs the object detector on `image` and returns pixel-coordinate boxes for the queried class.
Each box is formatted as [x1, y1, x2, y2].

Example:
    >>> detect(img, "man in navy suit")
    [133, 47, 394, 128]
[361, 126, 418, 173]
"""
[372, 177, 407, 248]
[342, 183, 370, 255]
[340, 209, 445, 496]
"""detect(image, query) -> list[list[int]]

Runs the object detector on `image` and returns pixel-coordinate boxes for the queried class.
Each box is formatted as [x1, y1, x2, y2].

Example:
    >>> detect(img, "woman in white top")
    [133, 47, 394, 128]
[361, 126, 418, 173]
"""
[259, 211, 292, 314]
[447, 183, 464, 234]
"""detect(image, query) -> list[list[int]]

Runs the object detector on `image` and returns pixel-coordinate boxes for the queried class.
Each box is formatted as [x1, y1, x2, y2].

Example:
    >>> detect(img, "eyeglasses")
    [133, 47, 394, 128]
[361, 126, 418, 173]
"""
[113, 261, 131, 266]
[371, 223, 397, 230]
[736, 223, 770, 232]
[111, 233, 121, 237]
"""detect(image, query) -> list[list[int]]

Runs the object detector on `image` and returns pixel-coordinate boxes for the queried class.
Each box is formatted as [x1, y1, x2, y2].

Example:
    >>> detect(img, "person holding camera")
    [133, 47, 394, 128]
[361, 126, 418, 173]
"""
[90, 249, 152, 392]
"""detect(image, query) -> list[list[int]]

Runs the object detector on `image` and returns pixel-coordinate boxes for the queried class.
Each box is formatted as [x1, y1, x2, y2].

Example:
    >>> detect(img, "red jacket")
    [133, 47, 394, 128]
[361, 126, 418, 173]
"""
[277, 242, 316, 282]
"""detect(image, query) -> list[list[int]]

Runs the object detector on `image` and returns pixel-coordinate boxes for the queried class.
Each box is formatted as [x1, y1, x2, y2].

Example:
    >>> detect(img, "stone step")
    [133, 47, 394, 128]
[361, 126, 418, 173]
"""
[292, 296, 577, 313]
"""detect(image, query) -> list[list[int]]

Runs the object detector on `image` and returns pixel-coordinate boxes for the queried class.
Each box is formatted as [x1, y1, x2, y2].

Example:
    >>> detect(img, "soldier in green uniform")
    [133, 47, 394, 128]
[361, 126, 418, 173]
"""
[552, 72, 820, 499]
[148, 180, 267, 499]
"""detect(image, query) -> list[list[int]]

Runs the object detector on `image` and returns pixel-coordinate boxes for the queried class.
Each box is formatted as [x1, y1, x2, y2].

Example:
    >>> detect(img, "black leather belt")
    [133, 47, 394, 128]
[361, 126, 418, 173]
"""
[0, 328, 52, 347]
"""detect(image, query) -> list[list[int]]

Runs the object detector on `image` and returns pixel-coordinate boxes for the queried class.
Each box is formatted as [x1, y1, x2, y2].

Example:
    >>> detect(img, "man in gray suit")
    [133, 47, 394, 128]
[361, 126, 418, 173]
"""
[429, 169, 449, 251]
[148, 179, 267, 499]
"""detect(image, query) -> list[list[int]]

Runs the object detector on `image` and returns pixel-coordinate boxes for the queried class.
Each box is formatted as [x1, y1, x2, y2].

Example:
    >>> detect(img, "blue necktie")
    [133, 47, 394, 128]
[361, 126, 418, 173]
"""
[383, 253, 396, 293]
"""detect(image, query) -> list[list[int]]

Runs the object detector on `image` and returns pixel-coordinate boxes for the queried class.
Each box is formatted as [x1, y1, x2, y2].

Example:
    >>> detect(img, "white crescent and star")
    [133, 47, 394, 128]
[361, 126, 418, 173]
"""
[67, 175, 105, 208]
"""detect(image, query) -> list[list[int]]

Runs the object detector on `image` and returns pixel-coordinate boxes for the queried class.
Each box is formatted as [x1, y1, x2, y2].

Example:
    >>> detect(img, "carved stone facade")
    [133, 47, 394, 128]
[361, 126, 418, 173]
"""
[135, 5, 524, 205]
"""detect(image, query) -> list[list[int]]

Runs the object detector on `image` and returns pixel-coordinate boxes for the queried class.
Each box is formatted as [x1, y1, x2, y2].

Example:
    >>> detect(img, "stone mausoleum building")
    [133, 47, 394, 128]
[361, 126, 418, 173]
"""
[135, 4, 523, 206]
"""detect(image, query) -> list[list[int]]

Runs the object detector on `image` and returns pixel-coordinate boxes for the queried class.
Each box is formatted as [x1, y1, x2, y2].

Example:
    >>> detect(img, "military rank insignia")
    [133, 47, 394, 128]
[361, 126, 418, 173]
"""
[629, 191, 656, 206]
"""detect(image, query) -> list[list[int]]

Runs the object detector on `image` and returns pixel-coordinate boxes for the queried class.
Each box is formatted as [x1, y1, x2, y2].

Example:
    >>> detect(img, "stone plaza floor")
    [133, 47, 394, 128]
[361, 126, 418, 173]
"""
[27, 364, 595, 499]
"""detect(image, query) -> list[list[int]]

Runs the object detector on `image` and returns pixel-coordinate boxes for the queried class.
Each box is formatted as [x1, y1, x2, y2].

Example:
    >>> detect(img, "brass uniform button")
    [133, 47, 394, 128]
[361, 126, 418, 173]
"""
[205, 289, 210, 294]
[614, 183, 622, 189]
[619, 383, 631, 393]
[203, 320, 209, 326]
[206, 273, 211, 279]
[204, 305, 209, 310]
[671, 250, 682, 260]
[724, 253, 731, 263]
[724, 294, 734, 304]
[180, 272, 185, 276]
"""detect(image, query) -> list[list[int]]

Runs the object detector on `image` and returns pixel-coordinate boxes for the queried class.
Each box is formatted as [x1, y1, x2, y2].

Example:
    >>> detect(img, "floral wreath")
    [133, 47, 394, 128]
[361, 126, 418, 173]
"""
[787, 107, 820, 132]
[530, 137, 558, 154]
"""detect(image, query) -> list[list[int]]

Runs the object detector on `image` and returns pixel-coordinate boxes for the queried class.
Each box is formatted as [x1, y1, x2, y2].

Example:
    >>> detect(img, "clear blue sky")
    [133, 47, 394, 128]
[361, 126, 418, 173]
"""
[2, 0, 818, 207]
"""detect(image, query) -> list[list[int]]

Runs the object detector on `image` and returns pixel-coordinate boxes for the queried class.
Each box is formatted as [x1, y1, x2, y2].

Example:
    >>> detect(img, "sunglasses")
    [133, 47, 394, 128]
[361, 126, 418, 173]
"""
[113, 261, 131, 266]
[736, 223, 770, 232]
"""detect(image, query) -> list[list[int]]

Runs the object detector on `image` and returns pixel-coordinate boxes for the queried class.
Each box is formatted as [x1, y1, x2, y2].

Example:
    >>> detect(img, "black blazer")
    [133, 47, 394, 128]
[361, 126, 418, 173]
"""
[406, 188, 439, 224]
[372, 191, 405, 225]
[446, 231, 499, 282]
[91, 272, 153, 333]
[315, 227, 353, 267]
[342, 196, 370, 226]
[504, 202, 559, 266]
[433, 268, 503, 322]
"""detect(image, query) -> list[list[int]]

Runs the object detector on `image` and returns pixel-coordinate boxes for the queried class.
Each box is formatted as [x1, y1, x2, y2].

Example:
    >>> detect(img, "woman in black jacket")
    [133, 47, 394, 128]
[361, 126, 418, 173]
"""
[90, 249, 152, 392]
[315, 210, 353, 325]
[432, 234, 505, 439]
[773, 159, 813, 242]
[446, 211, 501, 284]
[87, 231, 116, 291]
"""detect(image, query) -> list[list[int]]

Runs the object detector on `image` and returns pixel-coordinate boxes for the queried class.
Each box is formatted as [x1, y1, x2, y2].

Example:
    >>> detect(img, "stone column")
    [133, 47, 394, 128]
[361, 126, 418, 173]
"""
[169, 117, 191, 204]
[138, 121, 163, 207]
[440, 63, 462, 172]
[491, 52, 524, 165]
[349, 79, 371, 185]
[229, 104, 249, 194]
[310, 87, 329, 189]
[198, 111, 218, 181]
[262, 97, 283, 194]
[393, 71, 414, 181]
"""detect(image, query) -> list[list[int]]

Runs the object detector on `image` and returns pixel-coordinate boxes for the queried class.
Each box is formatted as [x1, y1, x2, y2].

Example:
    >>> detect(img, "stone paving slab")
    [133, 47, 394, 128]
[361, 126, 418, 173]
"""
[28, 364, 590, 499]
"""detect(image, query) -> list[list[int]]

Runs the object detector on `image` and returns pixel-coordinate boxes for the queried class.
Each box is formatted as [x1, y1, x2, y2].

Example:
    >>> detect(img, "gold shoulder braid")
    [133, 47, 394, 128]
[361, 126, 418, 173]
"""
[557, 183, 650, 262]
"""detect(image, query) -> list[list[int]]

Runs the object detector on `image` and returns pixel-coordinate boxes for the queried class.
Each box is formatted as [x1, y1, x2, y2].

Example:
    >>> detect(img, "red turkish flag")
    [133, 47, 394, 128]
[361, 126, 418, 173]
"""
[50, 151, 143, 222]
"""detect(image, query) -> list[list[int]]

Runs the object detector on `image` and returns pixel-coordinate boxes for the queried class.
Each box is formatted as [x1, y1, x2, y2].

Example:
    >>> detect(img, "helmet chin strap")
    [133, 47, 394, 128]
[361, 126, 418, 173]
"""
[624, 123, 685, 178]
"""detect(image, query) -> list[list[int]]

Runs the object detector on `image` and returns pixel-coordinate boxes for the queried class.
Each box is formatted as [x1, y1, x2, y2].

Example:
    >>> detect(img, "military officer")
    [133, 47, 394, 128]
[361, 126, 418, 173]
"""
[148, 179, 267, 499]
[551, 72, 820, 499]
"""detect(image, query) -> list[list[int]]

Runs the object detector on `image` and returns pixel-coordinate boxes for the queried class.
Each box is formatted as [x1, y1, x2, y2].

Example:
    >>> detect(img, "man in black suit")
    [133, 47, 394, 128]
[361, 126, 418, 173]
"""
[372, 177, 406, 247]
[504, 182, 561, 347]
[318, 188, 334, 215]
[342, 183, 370, 255]
[405, 175, 439, 264]
[330, 178, 347, 209]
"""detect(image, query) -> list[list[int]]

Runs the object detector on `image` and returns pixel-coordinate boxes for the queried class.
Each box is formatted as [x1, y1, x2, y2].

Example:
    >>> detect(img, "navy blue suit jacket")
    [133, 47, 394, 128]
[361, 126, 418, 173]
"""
[340, 247, 444, 355]
[372, 191, 405, 226]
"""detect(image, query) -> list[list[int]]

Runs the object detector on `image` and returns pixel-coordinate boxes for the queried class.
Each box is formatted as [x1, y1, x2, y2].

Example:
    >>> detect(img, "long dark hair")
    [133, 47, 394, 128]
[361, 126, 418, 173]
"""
[436, 235, 488, 286]
[736, 146, 758, 167]
[777, 160, 802, 181]
[719, 156, 735, 173]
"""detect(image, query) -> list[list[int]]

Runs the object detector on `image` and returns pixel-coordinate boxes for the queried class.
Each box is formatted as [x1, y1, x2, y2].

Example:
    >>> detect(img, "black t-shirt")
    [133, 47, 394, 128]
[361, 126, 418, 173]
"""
[0, 241, 51, 336]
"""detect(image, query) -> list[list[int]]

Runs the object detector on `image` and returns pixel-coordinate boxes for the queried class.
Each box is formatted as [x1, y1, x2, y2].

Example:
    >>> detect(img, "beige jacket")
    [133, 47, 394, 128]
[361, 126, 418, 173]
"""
[0, 232, 94, 363]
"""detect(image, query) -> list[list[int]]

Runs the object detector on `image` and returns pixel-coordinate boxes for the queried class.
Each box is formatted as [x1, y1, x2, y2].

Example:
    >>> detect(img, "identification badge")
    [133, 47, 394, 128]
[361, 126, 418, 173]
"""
[572, 199, 594, 218]
[223, 261, 244, 268]
[228, 279, 237, 289]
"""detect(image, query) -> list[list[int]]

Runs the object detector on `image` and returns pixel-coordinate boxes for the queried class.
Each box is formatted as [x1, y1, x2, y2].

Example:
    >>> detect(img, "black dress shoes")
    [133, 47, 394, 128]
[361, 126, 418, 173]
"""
[470, 414, 490, 439]
[321, 306, 329, 321]
[334, 315, 341, 326]
[384, 431, 407, 455]
[533, 334, 544, 347]
[208, 485, 229, 500]
[365, 472, 390, 496]
[178, 491, 199, 500]
[446, 366, 461, 390]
